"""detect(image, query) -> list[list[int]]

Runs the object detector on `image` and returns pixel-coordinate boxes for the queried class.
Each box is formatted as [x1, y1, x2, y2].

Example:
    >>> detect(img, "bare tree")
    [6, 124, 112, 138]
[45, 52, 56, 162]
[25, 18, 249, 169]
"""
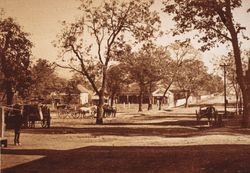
[176, 59, 210, 107]
[158, 41, 198, 110]
[56, 0, 160, 124]
[121, 43, 170, 112]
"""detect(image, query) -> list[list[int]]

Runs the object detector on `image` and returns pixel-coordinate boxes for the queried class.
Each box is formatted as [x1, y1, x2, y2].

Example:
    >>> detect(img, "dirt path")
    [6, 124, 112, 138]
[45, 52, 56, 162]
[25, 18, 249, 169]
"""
[1, 107, 250, 173]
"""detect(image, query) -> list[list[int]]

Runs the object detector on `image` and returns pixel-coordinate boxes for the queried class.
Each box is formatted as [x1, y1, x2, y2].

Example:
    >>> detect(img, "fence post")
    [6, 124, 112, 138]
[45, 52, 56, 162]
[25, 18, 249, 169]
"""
[1, 107, 5, 138]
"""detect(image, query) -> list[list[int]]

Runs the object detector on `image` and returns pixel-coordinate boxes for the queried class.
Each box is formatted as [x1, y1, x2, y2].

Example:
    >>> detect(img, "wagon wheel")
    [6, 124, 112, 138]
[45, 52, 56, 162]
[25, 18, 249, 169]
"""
[28, 121, 35, 128]
[41, 120, 47, 128]
[91, 111, 97, 119]
[27, 121, 32, 128]
[58, 110, 68, 119]
[71, 112, 80, 119]
[57, 110, 63, 118]
[79, 111, 86, 119]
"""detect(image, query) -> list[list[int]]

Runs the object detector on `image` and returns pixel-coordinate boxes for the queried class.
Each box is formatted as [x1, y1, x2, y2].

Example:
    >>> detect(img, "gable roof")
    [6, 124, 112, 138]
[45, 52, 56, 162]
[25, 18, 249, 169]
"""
[77, 84, 91, 93]
[152, 88, 173, 97]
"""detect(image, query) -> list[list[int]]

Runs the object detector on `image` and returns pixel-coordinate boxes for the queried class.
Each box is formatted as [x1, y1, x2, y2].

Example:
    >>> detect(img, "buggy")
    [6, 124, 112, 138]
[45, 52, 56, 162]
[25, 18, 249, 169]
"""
[5, 104, 51, 129]
[196, 105, 218, 125]
[23, 104, 51, 128]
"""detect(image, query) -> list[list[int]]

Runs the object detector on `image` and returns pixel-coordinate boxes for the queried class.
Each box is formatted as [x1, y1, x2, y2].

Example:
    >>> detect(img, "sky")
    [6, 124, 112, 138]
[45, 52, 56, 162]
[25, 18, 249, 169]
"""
[1, 0, 250, 79]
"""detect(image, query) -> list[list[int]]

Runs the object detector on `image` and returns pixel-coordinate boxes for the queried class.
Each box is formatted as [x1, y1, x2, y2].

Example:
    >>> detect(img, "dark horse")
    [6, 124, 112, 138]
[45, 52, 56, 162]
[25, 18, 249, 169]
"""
[196, 105, 217, 125]
[103, 104, 117, 117]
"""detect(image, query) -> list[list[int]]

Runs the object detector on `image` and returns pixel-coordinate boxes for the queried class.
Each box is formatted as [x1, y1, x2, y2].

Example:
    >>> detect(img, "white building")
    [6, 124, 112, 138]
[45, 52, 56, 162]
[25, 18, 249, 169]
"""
[77, 84, 92, 105]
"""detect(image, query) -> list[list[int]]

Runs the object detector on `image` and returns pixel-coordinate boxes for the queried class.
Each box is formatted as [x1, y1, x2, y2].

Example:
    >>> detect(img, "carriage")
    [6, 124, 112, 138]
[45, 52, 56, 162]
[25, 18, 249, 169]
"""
[22, 104, 51, 128]
[57, 104, 97, 119]
[5, 104, 51, 129]
[195, 104, 218, 125]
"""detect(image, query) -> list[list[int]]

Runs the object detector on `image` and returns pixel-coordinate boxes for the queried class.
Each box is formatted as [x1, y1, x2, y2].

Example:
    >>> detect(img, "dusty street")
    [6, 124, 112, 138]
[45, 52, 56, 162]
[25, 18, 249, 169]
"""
[1, 106, 250, 173]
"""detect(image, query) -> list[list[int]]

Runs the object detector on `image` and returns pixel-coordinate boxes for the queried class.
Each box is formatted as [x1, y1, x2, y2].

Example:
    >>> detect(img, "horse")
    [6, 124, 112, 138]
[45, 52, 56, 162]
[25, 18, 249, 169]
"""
[103, 104, 117, 118]
[79, 105, 97, 117]
[196, 105, 217, 125]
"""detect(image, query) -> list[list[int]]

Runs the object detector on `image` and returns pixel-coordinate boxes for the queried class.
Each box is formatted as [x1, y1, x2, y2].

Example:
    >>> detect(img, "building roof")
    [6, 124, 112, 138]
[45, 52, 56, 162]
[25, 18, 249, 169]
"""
[77, 84, 91, 93]
[120, 83, 140, 95]
[152, 88, 173, 97]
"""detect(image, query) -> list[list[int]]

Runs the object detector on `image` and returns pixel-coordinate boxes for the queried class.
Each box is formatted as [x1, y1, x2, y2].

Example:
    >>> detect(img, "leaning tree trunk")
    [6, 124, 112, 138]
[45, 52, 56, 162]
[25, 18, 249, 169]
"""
[159, 81, 173, 110]
[216, 3, 250, 127]
[185, 94, 190, 108]
[230, 32, 249, 127]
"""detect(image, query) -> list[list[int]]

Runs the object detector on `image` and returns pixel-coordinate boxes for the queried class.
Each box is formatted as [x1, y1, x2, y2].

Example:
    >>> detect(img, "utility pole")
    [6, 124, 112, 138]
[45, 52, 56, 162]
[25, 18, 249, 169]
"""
[220, 64, 229, 117]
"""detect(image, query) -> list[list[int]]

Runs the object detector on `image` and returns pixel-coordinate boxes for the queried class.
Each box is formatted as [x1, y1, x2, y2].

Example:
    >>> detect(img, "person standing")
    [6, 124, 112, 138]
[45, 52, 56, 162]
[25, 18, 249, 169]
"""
[13, 104, 23, 146]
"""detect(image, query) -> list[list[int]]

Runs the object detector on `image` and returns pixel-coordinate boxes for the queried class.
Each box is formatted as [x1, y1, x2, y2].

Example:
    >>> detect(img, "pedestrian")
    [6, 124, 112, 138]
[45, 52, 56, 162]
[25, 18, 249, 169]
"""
[13, 104, 23, 146]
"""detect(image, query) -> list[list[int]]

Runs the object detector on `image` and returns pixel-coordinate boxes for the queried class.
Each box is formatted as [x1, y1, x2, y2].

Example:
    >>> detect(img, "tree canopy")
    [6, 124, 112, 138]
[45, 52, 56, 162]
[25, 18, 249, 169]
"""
[0, 15, 33, 104]
[56, 0, 160, 124]
[163, 0, 250, 127]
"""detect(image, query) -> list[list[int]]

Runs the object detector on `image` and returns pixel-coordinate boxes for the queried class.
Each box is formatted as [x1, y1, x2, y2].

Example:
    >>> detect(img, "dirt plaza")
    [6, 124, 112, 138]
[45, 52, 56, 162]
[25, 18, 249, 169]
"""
[1, 105, 250, 173]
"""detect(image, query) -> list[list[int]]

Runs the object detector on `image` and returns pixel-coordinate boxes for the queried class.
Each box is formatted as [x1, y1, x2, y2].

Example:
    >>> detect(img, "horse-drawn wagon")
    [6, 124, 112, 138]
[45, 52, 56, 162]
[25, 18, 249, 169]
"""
[57, 104, 97, 119]
[5, 104, 51, 129]
[195, 104, 220, 126]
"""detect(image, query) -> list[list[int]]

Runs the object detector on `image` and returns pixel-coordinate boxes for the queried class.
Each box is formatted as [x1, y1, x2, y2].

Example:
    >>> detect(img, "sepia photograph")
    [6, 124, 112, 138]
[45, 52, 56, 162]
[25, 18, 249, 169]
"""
[1, 0, 250, 172]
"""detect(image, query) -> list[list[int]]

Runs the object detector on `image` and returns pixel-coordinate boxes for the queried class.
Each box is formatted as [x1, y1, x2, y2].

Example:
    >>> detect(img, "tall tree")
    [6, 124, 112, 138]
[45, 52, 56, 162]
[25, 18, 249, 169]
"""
[0, 14, 33, 105]
[163, 0, 250, 127]
[214, 51, 248, 114]
[158, 41, 199, 110]
[121, 43, 170, 112]
[30, 59, 66, 102]
[106, 63, 130, 107]
[56, 0, 160, 124]
[176, 59, 212, 107]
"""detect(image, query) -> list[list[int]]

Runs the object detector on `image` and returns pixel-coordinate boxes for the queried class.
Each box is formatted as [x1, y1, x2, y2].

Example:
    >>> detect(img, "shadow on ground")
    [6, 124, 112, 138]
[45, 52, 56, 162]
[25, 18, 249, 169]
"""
[21, 118, 248, 138]
[2, 145, 250, 173]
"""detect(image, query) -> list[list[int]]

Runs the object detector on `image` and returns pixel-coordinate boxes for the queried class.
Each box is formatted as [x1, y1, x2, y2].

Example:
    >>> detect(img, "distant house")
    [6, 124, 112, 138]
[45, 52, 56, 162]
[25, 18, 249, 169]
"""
[118, 83, 141, 104]
[76, 84, 92, 105]
[117, 84, 175, 106]
[152, 88, 174, 107]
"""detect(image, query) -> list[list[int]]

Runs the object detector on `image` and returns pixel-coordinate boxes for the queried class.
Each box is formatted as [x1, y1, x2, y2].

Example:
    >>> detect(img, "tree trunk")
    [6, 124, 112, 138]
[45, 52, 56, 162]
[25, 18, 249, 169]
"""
[138, 87, 143, 112]
[96, 93, 104, 125]
[241, 89, 250, 127]
[148, 95, 153, 110]
[235, 92, 239, 116]
[110, 92, 115, 107]
[185, 94, 190, 108]
[158, 98, 162, 110]
[5, 81, 14, 105]
[230, 33, 249, 127]
[6, 90, 14, 106]
[234, 85, 239, 116]
[217, 5, 250, 127]
[95, 66, 108, 125]
[148, 82, 153, 110]
[159, 81, 173, 110]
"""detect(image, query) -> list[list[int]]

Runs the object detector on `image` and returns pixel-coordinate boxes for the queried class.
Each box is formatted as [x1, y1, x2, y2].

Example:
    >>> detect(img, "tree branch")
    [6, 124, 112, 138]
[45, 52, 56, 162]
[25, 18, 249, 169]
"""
[70, 44, 99, 94]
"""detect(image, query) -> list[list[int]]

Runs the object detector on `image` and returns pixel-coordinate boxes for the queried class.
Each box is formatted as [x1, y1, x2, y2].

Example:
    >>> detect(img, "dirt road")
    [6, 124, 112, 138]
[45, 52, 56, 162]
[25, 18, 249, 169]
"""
[1, 106, 250, 173]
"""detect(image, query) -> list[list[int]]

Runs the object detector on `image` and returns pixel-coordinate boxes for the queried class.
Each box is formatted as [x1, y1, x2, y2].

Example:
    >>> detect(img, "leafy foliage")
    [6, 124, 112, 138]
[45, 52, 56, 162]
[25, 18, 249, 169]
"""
[29, 59, 66, 102]
[56, 0, 160, 123]
[163, 0, 245, 51]
[0, 15, 33, 104]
